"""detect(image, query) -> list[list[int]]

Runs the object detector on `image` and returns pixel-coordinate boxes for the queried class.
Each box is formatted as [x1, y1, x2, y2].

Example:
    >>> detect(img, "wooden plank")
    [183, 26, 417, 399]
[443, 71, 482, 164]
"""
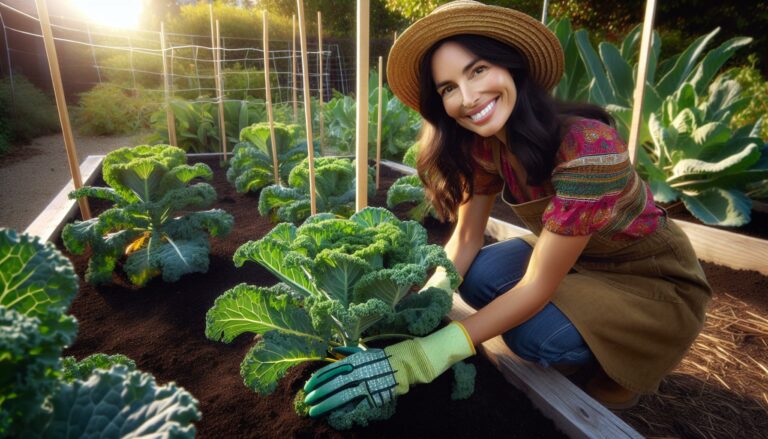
[25, 155, 104, 242]
[449, 296, 643, 439]
[674, 219, 768, 275]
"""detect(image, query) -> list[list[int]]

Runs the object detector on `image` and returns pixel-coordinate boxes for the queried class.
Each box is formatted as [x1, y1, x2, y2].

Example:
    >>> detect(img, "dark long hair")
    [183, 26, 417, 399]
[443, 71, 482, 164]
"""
[416, 34, 612, 221]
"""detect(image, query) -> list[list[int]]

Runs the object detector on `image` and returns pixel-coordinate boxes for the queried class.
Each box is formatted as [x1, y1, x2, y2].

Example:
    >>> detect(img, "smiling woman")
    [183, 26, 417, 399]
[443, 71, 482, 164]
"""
[70, 0, 143, 29]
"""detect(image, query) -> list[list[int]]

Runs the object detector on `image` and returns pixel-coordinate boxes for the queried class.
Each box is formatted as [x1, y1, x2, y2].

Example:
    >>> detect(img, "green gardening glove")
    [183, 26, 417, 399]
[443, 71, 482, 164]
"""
[303, 321, 476, 417]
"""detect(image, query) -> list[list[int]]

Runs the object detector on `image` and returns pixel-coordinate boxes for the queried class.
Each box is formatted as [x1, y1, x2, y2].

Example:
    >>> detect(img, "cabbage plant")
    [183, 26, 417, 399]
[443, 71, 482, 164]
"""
[386, 142, 438, 222]
[0, 228, 200, 437]
[642, 78, 768, 225]
[227, 121, 308, 193]
[63, 145, 234, 286]
[205, 208, 468, 426]
[258, 156, 375, 223]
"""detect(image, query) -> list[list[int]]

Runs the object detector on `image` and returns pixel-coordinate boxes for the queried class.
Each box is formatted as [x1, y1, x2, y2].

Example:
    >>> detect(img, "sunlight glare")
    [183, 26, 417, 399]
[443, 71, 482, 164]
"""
[70, 0, 143, 29]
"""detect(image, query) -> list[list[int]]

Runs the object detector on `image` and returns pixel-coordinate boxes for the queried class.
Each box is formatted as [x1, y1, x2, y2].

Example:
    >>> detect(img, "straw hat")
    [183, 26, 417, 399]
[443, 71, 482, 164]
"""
[387, 0, 564, 113]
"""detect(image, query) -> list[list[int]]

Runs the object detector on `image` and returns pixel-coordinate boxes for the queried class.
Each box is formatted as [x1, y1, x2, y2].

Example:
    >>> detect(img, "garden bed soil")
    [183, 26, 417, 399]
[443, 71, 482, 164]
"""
[59, 158, 567, 439]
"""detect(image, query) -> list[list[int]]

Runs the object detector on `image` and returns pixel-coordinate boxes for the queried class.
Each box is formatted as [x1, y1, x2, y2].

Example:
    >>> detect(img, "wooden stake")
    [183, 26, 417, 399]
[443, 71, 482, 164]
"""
[215, 20, 227, 158]
[627, 0, 657, 164]
[394, 30, 397, 44]
[375, 56, 382, 190]
[297, 0, 317, 215]
[318, 11, 324, 151]
[160, 22, 177, 147]
[292, 14, 298, 123]
[355, 0, 370, 211]
[35, 0, 90, 220]
[263, 11, 279, 185]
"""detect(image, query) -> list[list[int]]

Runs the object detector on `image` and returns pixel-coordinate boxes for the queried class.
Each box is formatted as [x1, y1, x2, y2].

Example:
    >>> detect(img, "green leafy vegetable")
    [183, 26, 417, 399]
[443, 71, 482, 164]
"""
[258, 156, 375, 223]
[227, 122, 308, 193]
[63, 144, 234, 286]
[206, 207, 461, 398]
[0, 228, 200, 437]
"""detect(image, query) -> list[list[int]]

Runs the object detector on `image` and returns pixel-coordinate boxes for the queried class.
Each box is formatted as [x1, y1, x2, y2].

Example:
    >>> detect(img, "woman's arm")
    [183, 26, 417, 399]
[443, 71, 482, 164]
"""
[443, 193, 496, 277]
[460, 229, 591, 345]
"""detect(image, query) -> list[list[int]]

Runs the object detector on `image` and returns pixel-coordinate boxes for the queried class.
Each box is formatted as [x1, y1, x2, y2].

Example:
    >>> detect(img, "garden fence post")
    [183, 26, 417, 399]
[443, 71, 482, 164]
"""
[263, 11, 279, 185]
[160, 22, 177, 147]
[376, 55, 382, 190]
[34, 0, 90, 220]
[355, 0, 370, 211]
[318, 11, 324, 152]
[215, 20, 227, 158]
[292, 14, 298, 123]
[627, 0, 657, 164]
[541, 0, 549, 24]
[297, 0, 317, 215]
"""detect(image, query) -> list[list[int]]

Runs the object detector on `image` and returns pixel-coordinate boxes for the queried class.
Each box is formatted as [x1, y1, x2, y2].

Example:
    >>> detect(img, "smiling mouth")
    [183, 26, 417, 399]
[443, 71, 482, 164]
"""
[468, 98, 498, 123]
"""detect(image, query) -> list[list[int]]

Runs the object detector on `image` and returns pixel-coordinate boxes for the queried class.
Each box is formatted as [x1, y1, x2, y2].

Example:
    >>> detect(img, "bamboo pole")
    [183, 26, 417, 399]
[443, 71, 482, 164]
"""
[160, 22, 177, 147]
[292, 14, 298, 123]
[297, 0, 317, 215]
[215, 21, 227, 159]
[34, 0, 90, 220]
[627, 0, 657, 164]
[375, 56, 382, 189]
[263, 11, 279, 185]
[355, 0, 370, 210]
[317, 11, 324, 151]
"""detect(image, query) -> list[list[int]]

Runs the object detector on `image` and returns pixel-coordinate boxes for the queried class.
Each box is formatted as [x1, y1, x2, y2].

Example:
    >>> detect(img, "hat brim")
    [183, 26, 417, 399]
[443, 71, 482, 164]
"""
[387, 2, 564, 113]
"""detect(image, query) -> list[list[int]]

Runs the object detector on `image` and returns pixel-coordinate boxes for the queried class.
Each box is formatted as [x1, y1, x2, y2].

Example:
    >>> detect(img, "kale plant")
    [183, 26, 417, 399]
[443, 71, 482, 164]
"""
[205, 208, 463, 397]
[63, 144, 234, 286]
[258, 156, 375, 223]
[227, 121, 308, 193]
[386, 142, 438, 222]
[0, 228, 200, 437]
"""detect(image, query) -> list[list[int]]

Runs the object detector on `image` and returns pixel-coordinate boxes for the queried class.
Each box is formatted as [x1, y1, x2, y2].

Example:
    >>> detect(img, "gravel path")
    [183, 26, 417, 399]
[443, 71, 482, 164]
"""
[0, 132, 141, 232]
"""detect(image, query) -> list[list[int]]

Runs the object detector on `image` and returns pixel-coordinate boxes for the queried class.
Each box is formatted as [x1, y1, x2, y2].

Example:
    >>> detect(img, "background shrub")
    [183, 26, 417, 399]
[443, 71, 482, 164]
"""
[74, 84, 156, 136]
[0, 74, 59, 155]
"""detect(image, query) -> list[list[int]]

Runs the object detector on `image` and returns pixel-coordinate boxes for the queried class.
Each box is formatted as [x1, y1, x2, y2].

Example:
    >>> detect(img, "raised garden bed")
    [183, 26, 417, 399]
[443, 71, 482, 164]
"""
[47, 156, 569, 438]
[29, 156, 767, 438]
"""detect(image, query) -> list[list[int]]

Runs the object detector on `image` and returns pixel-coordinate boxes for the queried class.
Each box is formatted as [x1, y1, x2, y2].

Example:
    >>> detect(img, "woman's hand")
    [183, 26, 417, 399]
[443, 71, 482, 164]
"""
[303, 321, 476, 417]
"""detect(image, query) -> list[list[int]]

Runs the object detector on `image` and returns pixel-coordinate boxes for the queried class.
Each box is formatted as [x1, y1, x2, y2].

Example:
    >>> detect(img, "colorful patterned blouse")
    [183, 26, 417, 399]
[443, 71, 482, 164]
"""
[472, 118, 665, 240]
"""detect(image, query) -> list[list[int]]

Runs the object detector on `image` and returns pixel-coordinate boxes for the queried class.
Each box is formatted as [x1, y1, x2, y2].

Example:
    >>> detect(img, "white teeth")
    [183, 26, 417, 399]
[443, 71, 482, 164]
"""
[470, 99, 495, 121]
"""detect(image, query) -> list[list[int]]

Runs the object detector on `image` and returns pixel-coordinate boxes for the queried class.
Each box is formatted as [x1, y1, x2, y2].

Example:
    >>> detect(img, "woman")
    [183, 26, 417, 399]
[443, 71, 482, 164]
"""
[303, 0, 711, 415]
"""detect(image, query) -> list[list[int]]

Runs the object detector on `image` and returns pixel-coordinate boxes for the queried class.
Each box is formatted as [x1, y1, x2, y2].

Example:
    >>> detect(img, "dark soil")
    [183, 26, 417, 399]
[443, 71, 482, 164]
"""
[59, 158, 567, 439]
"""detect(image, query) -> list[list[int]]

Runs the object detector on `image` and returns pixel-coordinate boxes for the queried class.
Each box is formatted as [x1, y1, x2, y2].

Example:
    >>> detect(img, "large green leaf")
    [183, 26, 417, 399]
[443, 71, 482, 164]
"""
[669, 142, 760, 184]
[241, 331, 327, 395]
[575, 30, 615, 106]
[656, 28, 719, 97]
[205, 283, 321, 343]
[0, 229, 78, 317]
[32, 366, 200, 438]
[123, 235, 211, 287]
[599, 42, 633, 105]
[689, 36, 752, 95]
[313, 252, 371, 306]
[233, 224, 318, 298]
[681, 189, 751, 226]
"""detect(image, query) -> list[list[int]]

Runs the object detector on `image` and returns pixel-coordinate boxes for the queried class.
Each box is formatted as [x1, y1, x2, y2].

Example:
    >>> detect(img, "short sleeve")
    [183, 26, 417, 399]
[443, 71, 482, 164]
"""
[541, 120, 632, 236]
[471, 138, 503, 195]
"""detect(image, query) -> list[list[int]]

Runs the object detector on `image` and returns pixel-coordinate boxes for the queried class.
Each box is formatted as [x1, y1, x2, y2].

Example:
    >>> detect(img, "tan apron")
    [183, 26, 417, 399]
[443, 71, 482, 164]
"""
[493, 153, 712, 393]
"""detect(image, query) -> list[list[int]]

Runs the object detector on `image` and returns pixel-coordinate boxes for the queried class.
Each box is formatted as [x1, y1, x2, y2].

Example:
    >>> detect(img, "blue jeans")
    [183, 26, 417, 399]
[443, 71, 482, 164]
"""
[458, 238, 594, 367]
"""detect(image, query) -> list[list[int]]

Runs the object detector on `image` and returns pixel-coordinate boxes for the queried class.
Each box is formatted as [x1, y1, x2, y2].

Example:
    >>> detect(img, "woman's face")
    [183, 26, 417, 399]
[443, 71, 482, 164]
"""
[431, 41, 517, 143]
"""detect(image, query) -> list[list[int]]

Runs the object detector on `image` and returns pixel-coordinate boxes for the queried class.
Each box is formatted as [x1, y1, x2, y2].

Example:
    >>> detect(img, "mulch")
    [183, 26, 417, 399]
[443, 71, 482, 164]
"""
[59, 158, 566, 439]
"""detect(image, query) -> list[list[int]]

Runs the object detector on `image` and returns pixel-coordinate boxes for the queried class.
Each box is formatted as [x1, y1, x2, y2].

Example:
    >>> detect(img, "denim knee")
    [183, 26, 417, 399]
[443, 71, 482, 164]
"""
[458, 238, 532, 310]
[502, 304, 593, 367]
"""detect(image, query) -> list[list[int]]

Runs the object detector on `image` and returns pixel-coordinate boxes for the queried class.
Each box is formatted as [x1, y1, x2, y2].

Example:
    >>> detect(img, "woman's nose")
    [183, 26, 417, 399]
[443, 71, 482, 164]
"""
[460, 86, 480, 109]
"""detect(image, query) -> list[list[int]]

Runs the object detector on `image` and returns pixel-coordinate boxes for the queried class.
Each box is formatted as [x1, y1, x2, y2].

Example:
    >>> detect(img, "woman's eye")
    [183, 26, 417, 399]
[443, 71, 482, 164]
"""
[440, 85, 454, 96]
[473, 66, 487, 76]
